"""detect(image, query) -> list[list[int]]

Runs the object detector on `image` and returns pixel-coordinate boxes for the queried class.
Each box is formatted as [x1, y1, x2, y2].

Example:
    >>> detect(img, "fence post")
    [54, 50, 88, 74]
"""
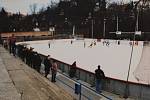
[61, 63, 65, 72]
[79, 83, 81, 100]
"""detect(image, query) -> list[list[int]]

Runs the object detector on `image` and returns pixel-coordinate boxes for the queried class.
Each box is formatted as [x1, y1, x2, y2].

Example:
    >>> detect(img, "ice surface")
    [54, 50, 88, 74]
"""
[17, 39, 144, 84]
[133, 45, 150, 84]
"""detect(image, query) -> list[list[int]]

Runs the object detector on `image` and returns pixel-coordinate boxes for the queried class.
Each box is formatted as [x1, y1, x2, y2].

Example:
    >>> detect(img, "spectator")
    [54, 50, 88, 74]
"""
[95, 65, 105, 93]
[26, 47, 34, 66]
[44, 55, 52, 78]
[8, 34, 16, 56]
[69, 61, 77, 78]
[35, 53, 42, 72]
[51, 60, 58, 82]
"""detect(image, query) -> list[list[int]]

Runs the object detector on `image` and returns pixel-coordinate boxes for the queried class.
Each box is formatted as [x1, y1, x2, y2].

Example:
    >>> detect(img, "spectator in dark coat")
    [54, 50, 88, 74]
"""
[35, 53, 42, 72]
[95, 65, 105, 93]
[69, 61, 77, 78]
[8, 34, 16, 56]
[20, 46, 26, 61]
[32, 52, 38, 69]
[26, 47, 34, 66]
[44, 55, 52, 78]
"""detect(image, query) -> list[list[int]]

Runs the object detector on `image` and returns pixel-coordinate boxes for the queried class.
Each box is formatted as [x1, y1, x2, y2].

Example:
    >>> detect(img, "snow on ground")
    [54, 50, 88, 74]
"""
[17, 39, 143, 84]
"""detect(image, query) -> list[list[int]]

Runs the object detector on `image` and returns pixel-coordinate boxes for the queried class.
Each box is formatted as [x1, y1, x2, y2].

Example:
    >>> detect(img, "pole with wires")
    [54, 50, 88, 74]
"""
[124, 3, 140, 98]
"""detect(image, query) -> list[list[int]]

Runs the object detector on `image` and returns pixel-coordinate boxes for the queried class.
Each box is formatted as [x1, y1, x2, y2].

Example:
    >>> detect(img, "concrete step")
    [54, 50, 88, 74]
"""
[0, 46, 74, 100]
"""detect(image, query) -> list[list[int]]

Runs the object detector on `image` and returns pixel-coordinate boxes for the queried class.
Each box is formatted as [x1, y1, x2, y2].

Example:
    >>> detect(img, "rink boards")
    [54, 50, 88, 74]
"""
[17, 39, 147, 84]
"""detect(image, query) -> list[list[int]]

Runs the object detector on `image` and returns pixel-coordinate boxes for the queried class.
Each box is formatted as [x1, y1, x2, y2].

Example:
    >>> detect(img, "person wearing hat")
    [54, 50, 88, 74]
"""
[95, 65, 105, 93]
[44, 55, 52, 78]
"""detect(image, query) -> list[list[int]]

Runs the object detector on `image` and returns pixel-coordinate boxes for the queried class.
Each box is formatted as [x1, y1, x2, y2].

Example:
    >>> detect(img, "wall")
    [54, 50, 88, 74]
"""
[39, 53, 150, 100]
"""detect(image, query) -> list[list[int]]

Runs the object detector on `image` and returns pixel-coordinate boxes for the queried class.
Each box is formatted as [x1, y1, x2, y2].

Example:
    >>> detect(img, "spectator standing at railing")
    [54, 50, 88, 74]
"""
[11, 35, 16, 56]
[51, 60, 58, 82]
[8, 34, 16, 56]
[95, 65, 105, 93]
[32, 52, 38, 69]
[26, 47, 34, 66]
[35, 53, 42, 72]
[23, 47, 28, 62]
[69, 61, 77, 78]
[44, 55, 52, 78]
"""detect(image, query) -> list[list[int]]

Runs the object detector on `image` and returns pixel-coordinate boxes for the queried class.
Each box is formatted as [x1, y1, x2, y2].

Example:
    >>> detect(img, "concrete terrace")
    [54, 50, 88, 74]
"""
[0, 45, 74, 100]
[0, 44, 135, 100]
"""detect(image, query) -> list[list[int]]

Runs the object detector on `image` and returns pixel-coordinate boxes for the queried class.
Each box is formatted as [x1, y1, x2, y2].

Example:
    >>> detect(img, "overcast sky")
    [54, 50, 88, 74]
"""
[0, 0, 59, 14]
[0, 0, 133, 14]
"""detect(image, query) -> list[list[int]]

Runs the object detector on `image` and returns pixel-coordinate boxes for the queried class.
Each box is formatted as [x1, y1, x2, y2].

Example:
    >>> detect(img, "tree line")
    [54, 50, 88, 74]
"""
[0, 0, 150, 40]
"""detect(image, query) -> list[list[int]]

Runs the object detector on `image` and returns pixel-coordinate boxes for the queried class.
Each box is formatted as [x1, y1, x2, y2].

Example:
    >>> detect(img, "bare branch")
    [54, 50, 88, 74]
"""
[29, 3, 37, 14]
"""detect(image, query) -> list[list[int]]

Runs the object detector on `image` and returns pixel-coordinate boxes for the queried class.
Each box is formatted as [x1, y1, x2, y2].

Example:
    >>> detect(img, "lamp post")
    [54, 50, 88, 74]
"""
[64, 17, 68, 34]
[88, 12, 94, 38]
[124, 7, 140, 99]
[91, 19, 94, 38]
[116, 15, 119, 32]
[103, 18, 106, 38]
[81, 18, 88, 37]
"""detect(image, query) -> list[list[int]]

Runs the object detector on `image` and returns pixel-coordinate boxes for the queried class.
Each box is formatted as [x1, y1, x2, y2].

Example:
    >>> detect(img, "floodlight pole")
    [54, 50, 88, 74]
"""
[136, 10, 139, 32]
[103, 18, 106, 38]
[124, 34, 135, 98]
[91, 19, 94, 38]
[124, 7, 139, 99]
[117, 16, 119, 32]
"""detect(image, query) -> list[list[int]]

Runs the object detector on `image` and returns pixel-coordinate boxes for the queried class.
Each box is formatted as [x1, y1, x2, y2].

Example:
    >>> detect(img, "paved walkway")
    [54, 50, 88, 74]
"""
[0, 45, 74, 100]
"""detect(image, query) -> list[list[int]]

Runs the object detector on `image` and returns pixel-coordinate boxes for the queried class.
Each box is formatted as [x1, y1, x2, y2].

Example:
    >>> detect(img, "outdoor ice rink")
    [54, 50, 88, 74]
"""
[18, 39, 145, 84]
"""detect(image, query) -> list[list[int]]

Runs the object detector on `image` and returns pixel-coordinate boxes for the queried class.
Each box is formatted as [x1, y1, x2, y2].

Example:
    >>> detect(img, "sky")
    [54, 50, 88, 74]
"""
[0, 0, 135, 15]
[0, 0, 59, 15]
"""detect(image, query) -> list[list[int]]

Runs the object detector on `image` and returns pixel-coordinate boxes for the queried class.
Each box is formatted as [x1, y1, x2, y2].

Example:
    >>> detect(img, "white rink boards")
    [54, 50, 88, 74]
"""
[17, 39, 145, 84]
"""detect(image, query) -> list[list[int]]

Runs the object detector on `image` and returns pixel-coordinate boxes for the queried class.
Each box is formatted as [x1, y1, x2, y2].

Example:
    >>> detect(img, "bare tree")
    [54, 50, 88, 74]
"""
[29, 3, 37, 14]
[49, 1, 58, 8]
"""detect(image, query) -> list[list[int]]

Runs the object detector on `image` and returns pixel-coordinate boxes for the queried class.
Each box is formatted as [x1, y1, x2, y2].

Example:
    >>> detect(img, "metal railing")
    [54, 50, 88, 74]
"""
[14, 44, 112, 100]
[15, 42, 150, 100]
[56, 70, 112, 100]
